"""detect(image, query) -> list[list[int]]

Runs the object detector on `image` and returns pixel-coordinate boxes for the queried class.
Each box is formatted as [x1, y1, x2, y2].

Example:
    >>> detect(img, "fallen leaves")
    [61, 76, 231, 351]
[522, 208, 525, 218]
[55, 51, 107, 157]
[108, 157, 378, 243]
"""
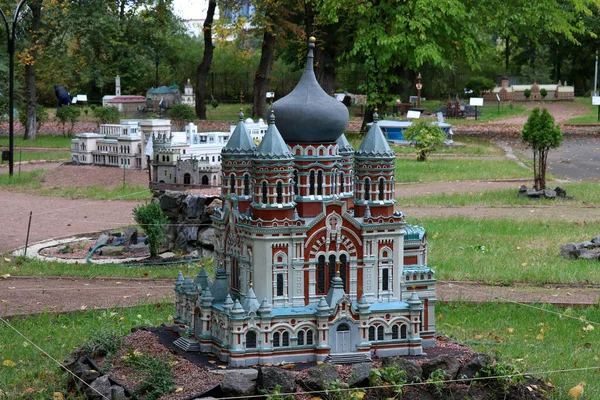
[1, 274, 10, 279]
[568, 382, 585, 399]
[582, 324, 594, 332]
[2, 359, 16, 367]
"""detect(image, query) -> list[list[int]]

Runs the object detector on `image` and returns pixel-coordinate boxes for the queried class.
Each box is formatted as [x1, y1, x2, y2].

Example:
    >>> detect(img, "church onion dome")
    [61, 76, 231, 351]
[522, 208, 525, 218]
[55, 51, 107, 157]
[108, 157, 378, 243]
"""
[223, 110, 256, 154]
[336, 133, 354, 154]
[254, 111, 293, 159]
[355, 111, 395, 158]
[271, 37, 349, 143]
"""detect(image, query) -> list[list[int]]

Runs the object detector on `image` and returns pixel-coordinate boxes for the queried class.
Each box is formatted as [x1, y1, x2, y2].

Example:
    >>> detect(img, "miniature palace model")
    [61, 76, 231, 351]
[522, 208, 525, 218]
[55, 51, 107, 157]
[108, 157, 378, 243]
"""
[173, 38, 436, 366]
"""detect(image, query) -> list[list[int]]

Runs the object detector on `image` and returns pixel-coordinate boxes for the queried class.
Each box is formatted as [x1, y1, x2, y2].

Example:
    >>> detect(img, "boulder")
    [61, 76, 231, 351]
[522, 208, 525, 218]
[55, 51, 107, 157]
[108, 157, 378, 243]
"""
[300, 363, 340, 392]
[126, 243, 149, 254]
[185, 195, 208, 219]
[206, 198, 223, 216]
[221, 371, 257, 397]
[86, 375, 112, 400]
[554, 186, 567, 198]
[72, 358, 100, 384]
[517, 185, 527, 197]
[122, 227, 138, 246]
[348, 362, 372, 388]
[580, 241, 595, 249]
[592, 235, 600, 245]
[543, 189, 556, 199]
[577, 249, 600, 260]
[100, 246, 124, 257]
[178, 225, 200, 243]
[94, 232, 112, 247]
[560, 243, 578, 259]
[381, 357, 422, 383]
[421, 355, 461, 380]
[200, 228, 216, 250]
[526, 189, 543, 198]
[458, 353, 491, 380]
[257, 366, 296, 394]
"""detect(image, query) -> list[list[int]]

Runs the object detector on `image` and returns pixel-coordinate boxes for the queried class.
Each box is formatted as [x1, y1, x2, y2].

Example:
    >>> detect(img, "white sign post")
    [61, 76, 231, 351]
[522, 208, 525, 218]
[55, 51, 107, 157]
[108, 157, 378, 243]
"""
[593, 96, 600, 121]
[406, 110, 421, 119]
[496, 93, 501, 115]
[469, 97, 484, 120]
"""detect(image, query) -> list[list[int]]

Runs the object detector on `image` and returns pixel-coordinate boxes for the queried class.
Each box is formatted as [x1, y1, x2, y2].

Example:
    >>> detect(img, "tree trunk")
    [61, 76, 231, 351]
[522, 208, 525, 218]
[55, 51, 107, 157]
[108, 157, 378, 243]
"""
[533, 149, 539, 190]
[539, 148, 548, 190]
[505, 36, 510, 73]
[195, 0, 217, 120]
[24, 0, 42, 141]
[252, 29, 276, 119]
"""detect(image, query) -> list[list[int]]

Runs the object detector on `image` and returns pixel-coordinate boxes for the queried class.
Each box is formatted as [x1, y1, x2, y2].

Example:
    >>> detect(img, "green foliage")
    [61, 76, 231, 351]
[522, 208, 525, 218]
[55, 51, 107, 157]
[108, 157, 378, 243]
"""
[540, 88, 548, 98]
[475, 357, 525, 393]
[324, 379, 365, 400]
[465, 77, 495, 96]
[403, 120, 446, 161]
[521, 107, 563, 189]
[211, 98, 219, 108]
[369, 366, 407, 398]
[133, 202, 168, 257]
[168, 104, 196, 130]
[82, 330, 124, 358]
[18, 105, 49, 131]
[425, 369, 447, 396]
[524, 89, 532, 99]
[122, 349, 175, 400]
[55, 106, 81, 137]
[92, 106, 121, 125]
[263, 384, 295, 400]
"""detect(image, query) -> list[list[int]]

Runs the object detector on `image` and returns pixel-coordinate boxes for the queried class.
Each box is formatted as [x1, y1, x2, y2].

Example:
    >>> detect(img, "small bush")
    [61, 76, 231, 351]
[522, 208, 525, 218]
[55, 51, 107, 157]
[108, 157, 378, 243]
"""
[92, 106, 121, 125]
[404, 120, 446, 161]
[540, 88, 547, 99]
[122, 349, 174, 400]
[55, 106, 81, 137]
[210, 98, 219, 108]
[524, 89, 531, 99]
[82, 330, 123, 358]
[133, 202, 168, 257]
[465, 77, 495, 96]
[168, 104, 196, 131]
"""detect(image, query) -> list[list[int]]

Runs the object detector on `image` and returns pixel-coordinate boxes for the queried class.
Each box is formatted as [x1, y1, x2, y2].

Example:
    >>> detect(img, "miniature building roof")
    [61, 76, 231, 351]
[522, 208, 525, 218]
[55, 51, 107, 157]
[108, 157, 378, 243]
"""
[223, 111, 256, 154]
[271, 38, 349, 143]
[336, 133, 354, 154]
[254, 111, 293, 159]
[325, 273, 346, 309]
[355, 112, 395, 158]
[107, 96, 146, 103]
[147, 86, 177, 94]
[405, 225, 426, 241]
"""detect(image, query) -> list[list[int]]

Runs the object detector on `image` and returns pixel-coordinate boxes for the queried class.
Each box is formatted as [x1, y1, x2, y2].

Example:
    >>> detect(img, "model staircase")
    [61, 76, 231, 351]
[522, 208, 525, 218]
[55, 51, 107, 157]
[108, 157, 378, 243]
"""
[173, 337, 201, 352]
[324, 352, 372, 364]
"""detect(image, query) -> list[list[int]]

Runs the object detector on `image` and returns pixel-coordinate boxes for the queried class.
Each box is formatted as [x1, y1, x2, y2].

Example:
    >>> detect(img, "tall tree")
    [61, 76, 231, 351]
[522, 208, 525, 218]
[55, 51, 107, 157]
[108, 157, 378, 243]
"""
[195, 0, 217, 119]
[23, 0, 42, 140]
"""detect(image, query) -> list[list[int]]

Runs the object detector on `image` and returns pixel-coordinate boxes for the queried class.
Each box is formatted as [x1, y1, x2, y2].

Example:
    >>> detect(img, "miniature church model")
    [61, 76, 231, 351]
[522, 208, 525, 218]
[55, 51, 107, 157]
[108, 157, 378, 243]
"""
[173, 38, 436, 366]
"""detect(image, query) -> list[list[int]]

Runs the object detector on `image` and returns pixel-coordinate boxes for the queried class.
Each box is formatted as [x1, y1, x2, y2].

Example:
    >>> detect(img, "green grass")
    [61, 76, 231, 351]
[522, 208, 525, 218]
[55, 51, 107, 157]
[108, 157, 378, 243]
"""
[11, 150, 70, 162]
[445, 103, 528, 125]
[564, 97, 599, 124]
[0, 304, 174, 399]
[0, 255, 214, 279]
[0, 170, 44, 190]
[402, 182, 600, 207]
[39, 184, 152, 201]
[395, 158, 531, 182]
[205, 102, 253, 121]
[410, 216, 600, 284]
[0, 134, 72, 149]
[439, 301, 600, 399]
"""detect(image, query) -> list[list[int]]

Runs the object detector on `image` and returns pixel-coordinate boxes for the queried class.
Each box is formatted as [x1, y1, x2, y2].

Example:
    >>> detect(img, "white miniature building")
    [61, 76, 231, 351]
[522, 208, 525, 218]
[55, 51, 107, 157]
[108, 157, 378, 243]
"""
[182, 79, 195, 106]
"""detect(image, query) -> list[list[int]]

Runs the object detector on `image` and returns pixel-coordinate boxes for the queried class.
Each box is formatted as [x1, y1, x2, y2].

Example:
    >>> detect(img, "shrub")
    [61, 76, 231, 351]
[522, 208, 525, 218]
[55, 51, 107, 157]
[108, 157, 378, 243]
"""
[133, 202, 168, 257]
[168, 104, 196, 131]
[403, 120, 446, 161]
[82, 330, 123, 358]
[210, 98, 219, 108]
[524, 89, 531, 99]
[465, 77, 495, 96]
[18, 104, 49, 132]
[122, 350, 174, 400]
[92, 106, 121, 125]
[55, 106, 81, 137]
[540, 88, 547, 99]
[521, 107, 563, 190]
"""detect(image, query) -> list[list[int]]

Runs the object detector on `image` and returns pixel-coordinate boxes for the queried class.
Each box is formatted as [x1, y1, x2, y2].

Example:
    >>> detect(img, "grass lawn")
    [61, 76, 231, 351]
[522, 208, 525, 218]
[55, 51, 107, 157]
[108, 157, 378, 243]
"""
[205, 102, 254, 121]
[0, 134, 72, 149]
[0, 304, 174, 399]
[439, 301, 600, 399]
[410, 216, 600, 284]
[563, 97, 598, 124]
[11, 150, 70, 162]
[0, 256, 214, 279]
[395, 158, 531, 182]
[416, 100, 528, 125]
[402, 182, 600, 207]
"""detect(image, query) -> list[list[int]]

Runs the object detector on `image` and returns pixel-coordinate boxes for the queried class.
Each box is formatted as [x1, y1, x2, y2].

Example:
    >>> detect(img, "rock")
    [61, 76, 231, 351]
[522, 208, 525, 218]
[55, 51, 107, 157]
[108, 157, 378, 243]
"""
[109, 385, 126, 399]
[179, 225, 200, 243]
[86, 375, 111, 400]
[526, 189, 542, 198]
[301, 363, 339, 392]
[206, 198, 223, 215]
[94, 233, 112, 247]
[200, 228, 216, 250]
[258, 366, 296, 394]
[159, 252, 176, 259]
[421, 355, 461, 380]
[580, 241, 595, 249]
[63, 348, 85, 371]
[100, 246, 124, 257]
[560, 243, 578, 258]
[184, 250, 201, 259]
[221, 371, 257, 397]
[543, 189, 556, 199]
[381, 357, 422, 383]
[458, 353, 491, 380]
[126, 243, 148, 254]
[72, 358, 100, 384]
[122, 227, 138, 246]
[592, 236, 600, 245]
[517, 185, 527, 197]
[185, 195, 208, 219]
[554, 186, 567, 198]
[159, 191, 186, 217]
[577, 250, 600, 260]
[348, 362, 372, 388]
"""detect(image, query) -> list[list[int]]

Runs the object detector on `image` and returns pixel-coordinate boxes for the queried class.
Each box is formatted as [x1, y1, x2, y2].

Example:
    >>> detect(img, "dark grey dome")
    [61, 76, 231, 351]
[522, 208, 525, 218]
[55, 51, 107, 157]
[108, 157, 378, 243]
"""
[271, 38, 349, 143]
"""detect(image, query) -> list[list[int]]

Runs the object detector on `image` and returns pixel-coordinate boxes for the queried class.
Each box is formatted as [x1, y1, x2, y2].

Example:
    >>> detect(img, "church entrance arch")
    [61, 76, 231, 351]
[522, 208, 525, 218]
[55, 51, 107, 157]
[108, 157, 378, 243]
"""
[330, 320, 358, 354]
[184, 173, 191, 185]
[336, 324, 350, 353]
[201, 175, 209, 185]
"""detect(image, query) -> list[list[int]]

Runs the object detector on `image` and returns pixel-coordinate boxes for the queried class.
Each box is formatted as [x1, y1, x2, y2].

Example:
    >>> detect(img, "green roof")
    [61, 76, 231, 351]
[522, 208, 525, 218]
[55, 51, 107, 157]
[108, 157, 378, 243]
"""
[405, 225, 426, 241]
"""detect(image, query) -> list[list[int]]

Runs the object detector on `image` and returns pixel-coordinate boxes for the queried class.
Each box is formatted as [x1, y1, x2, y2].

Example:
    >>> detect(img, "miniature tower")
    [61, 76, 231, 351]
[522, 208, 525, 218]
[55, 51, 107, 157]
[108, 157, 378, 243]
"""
[115, 75, 121, 96]
[336, 133, 354, 206]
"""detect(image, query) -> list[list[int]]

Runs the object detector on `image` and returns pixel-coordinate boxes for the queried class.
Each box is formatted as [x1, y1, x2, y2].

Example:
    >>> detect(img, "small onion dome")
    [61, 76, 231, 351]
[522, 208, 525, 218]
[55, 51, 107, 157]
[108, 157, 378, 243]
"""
[254, 110, 293, 159]
[223, 110, 256, 154]
[355, 111, 395, 158]
[271, 37, 349, 143]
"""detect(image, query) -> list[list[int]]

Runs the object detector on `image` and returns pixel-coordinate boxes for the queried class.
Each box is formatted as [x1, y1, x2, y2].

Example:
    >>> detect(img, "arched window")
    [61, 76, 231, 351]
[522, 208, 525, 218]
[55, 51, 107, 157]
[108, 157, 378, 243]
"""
[298, 330, 304, 346]
[368, 326, 376, 341]
[262, 181, 268, 203]
[230, 173, 236, 194]
[377, 326, 384, 341]
[276, 273, 284, 296]
[282, 331, 290, 347]
[364, 178, 370, 201]
[340, 254, 348, 292]
[246, 331, 257, 348]
[243, 174, 251, 195]
[309, 171, 315, 195]
[332, 170, 337, 194]
[339, 172, 345, 193]
[382, 268, 389, 291]
[306, 330, 314, 345]
[273, 332, 280, 347]
[328, 254, 336, 289]
[276, 181, 283, 204]
[401, 324, 408, 339]
[293, 170, 298, 195]
[392, 325, 399, 340]
[317, 255, 326, 294]
[317, 170, 323, 195]
[378, 177, 385, 201]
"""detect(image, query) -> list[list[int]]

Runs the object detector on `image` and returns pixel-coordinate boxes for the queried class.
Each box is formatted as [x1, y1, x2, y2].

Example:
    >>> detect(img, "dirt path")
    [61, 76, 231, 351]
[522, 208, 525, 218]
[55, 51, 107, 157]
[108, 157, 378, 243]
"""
[3, 276, 599, 317]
